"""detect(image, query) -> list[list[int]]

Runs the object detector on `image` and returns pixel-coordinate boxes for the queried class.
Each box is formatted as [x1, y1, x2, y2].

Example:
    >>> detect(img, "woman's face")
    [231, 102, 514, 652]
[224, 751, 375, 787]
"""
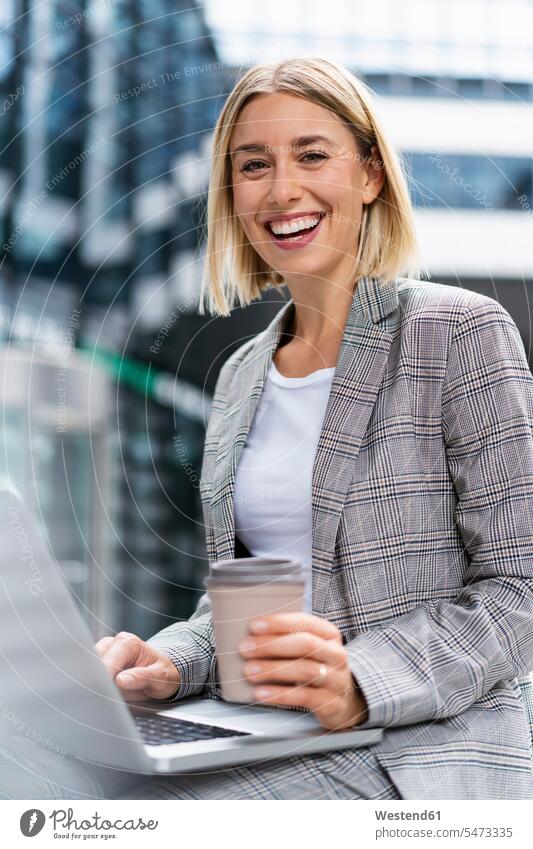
[229, 91, 384, 288]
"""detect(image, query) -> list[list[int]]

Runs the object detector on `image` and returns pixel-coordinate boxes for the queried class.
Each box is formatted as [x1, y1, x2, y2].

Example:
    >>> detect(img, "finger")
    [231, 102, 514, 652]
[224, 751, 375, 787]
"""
[245, 658, 338, 688]
[117, 687, 152, 704]
[239, 632, 346, 666]
[252, 683, 340, 715]
[100, 632, 143, 677]
[116, 662, 179, 700]
[94, 636, 115, 657]
[252, 683, 363, 730]
[249, 613, 341, 642]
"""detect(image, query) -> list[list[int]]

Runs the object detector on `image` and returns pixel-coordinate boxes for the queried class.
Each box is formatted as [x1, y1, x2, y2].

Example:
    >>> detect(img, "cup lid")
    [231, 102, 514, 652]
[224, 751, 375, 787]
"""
[205, 556, 304, 586]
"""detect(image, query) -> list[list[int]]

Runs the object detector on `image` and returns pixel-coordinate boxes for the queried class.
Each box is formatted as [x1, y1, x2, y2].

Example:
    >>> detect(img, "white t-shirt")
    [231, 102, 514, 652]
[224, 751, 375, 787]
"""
[233, 359, 336, 612]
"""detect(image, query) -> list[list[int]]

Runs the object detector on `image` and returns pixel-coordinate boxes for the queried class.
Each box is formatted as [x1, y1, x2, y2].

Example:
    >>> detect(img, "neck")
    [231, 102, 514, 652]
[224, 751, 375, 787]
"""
[282, 277, 360, 346]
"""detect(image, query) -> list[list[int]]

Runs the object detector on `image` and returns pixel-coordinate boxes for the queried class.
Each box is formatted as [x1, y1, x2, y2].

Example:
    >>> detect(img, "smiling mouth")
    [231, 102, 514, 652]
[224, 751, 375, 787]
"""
[265, 211, 326, 240]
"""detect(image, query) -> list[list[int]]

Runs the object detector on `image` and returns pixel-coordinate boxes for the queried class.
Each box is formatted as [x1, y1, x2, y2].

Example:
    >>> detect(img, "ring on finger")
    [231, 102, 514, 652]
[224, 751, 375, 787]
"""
[312, 664, 328, 687]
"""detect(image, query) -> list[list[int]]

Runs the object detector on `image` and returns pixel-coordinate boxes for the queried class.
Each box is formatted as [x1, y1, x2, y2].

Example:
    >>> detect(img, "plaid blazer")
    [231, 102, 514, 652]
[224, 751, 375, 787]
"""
[149, 275, 533, 799]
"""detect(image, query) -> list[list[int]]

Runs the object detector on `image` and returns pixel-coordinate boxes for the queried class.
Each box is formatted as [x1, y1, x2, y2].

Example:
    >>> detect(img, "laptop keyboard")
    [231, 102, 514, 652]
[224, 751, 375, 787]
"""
[130, 707, 251, 747]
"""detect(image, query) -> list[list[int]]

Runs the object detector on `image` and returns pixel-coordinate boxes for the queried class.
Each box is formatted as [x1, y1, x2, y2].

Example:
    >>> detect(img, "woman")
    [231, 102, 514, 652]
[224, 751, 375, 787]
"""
[95, 56, 533, 800]
[5, 56, 532, 800]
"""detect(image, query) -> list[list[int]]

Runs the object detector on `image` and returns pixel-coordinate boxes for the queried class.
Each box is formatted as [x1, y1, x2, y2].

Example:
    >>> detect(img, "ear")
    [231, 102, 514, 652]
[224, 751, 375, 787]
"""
[361, 143, 385, 205]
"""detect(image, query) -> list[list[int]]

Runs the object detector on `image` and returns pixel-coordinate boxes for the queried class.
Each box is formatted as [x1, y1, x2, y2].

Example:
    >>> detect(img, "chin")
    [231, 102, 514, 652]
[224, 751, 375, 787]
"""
[275, 261, 327, 279]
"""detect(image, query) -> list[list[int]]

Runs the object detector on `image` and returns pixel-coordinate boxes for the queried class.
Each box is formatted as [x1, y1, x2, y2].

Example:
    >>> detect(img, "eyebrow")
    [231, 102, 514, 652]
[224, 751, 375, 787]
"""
[230, 134, 339, 156]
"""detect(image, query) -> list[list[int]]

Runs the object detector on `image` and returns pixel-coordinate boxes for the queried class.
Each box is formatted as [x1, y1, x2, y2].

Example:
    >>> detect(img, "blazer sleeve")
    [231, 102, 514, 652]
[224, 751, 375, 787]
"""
[143, 356, 237, 702]
[145, 593, 218, 702]
[346, 300, 533, 728]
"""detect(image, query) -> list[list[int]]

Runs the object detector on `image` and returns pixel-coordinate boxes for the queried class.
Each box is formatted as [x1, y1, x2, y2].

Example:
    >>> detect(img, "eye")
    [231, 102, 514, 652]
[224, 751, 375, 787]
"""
[300, 151, 328, 163]
[240, 160, 268, 174]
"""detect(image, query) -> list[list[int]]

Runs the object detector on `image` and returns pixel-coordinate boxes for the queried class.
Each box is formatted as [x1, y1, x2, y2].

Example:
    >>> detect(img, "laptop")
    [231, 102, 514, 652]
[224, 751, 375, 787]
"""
[0, 489, 382, 774]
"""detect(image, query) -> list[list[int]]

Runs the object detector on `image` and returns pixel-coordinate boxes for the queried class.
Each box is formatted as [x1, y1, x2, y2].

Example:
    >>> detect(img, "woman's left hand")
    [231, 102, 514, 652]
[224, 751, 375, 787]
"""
[239, 613, 368, 731]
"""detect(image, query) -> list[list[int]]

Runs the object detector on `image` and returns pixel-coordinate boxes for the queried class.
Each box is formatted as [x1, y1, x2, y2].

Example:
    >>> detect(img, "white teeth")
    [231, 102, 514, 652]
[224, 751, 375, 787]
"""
[269, 215, 321, 236]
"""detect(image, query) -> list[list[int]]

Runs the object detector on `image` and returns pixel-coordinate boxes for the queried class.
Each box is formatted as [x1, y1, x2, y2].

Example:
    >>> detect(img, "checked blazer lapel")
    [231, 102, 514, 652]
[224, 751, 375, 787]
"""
[311, 277, 398, 612]
[209, 297, 295, 561]
[209, 276, 400, 612]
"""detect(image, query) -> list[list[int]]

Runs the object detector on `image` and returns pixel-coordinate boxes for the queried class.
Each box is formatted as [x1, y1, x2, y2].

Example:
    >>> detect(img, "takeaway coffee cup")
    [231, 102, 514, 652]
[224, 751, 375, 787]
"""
[206, 557, 305, 704]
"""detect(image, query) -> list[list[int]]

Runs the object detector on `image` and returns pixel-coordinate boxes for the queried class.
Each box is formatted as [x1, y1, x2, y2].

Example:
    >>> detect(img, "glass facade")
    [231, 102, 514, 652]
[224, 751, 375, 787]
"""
[405, 153, 533, 211]
[0, 0, 230, 637]
[364, 72, 533, 101]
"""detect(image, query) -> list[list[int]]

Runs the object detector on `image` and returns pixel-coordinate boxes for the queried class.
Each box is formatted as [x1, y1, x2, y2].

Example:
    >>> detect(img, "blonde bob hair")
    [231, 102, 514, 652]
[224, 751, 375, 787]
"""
[199, 56, 420, 316]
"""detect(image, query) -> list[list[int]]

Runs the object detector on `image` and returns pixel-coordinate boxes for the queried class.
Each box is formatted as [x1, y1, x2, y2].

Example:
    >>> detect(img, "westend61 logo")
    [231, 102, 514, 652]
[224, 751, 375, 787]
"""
[20, 807, 159, 838]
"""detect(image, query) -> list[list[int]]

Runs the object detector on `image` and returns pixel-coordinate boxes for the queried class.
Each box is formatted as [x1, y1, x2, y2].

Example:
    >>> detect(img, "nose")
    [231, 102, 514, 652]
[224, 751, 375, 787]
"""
[266, 159, 303, 207]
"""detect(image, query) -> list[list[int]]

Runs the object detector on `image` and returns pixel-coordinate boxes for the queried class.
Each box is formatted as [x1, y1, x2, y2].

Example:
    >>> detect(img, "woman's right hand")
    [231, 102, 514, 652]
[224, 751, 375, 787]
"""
[94, 632, 181, 702]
